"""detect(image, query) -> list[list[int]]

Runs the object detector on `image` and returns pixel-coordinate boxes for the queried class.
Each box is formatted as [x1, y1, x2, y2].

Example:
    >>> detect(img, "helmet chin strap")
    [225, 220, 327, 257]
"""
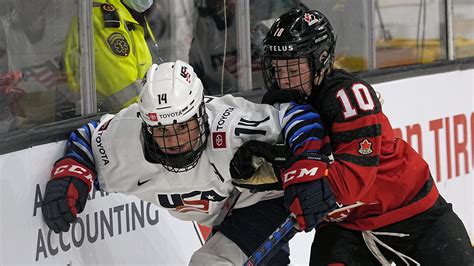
[313, 68, 326, 87]
[312, 66, 331, 94]
[309, 49, 333, 95]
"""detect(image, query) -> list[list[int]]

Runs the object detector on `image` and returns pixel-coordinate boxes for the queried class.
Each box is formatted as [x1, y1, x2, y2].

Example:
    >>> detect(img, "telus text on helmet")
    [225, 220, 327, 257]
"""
[267, 44, 294, 52]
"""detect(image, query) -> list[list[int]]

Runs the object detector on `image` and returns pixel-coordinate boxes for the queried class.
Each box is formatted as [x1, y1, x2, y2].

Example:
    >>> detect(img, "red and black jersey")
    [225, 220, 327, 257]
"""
[308, 69, 439, 230]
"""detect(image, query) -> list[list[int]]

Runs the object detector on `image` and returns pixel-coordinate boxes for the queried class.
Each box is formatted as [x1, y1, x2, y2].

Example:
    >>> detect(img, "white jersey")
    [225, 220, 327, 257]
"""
[91, 95, 285, 226]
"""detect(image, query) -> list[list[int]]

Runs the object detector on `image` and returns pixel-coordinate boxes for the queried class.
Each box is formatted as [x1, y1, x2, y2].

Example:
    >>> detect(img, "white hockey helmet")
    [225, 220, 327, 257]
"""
[139, 61, 205, 126]
[139, 61, 209, 172]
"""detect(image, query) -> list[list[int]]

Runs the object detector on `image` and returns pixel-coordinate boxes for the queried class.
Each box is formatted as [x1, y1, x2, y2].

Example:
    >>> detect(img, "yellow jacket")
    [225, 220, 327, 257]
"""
[63, 0, 153, 110]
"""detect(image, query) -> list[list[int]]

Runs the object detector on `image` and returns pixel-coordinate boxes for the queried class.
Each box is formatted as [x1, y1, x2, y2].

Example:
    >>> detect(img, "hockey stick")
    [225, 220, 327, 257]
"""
[214, 186, 242, 225]
[243, 215, 297, 266]
[243, 201, 367, 265]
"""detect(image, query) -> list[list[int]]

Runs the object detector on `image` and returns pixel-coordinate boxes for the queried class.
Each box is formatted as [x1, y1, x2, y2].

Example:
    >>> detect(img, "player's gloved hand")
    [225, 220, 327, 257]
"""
[261, 89, 306, 105]
[281, 152, 336, 232]
[42, 157, 95, 233]
[229, 140, 289, 192]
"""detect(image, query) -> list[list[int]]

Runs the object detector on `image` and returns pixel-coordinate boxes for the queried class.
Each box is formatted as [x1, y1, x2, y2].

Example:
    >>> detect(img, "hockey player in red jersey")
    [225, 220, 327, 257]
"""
[235, 8, 473, 265]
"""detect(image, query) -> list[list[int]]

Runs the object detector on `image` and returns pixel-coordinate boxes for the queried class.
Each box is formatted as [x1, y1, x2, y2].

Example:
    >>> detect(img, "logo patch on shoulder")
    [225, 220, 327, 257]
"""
[102, 3, 115, 11]
[358, 138, 373, 155]
[107, 33, 130, 56]
[212, 132, 226, 149]
[99, 120, 111, 131]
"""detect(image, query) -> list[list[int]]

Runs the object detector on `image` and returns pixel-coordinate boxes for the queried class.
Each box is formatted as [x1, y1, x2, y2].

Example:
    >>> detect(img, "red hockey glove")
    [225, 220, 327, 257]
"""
[42, 157, 95, 233]
[281, 153, 336, 232]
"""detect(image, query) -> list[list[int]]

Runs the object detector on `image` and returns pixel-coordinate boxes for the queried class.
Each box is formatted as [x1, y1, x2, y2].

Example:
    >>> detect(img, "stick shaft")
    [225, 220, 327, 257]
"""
[243, 215, 297, 266]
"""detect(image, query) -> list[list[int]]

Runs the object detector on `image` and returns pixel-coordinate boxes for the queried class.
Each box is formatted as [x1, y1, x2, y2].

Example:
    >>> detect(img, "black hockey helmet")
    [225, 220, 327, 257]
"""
[262, 8, 336, 96]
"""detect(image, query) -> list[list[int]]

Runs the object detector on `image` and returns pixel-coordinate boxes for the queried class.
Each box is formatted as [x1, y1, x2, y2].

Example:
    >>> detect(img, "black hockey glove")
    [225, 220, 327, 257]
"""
[42, 177, 89, 233]
[261, 89, 306, 105]
[229, 140, 290, 192]
[281, 153, 336, 232]
[42, 157, 94, 233]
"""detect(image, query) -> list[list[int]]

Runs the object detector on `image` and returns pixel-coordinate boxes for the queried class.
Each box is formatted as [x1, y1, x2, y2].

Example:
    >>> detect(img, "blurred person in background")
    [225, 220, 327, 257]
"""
[0, 0, 75, 132]
[62, 0, 159, 113]
[188, 0, 298, 95]
[0, 71, 24, 132]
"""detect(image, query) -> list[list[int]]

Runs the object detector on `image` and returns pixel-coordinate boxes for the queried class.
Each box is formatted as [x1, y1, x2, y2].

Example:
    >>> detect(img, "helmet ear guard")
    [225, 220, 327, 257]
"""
[138, 61, 209, 173]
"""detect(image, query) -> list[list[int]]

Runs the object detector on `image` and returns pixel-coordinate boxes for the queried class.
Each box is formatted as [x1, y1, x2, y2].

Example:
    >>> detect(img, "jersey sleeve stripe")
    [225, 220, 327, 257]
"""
[66, 141, 94, 167]
[282, 106, 320, 133]
[70, 131, 93, 155]
[332, 124, 381, 144]
[66, 149, 88, 164]
[88, 121, 99, 135]
[334, 153, 380, 166]
[285, 103, 314, 116]
[77, 126, 91, 142]
[289, 129, 324, 152]
[293, 138, 322, 155]
[287, 123, 323, 145]
[332, 114, 379, 133]
[282, 111, 320, 132]
[284, 114, 323, 141]
[65, 121, 99, 168]
[72, 140, 94, 163]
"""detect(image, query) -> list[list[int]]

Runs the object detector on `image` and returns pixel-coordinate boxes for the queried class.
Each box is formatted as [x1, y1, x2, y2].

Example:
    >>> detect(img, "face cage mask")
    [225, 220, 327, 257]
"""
[141, 107, 209, 173]
[262, 56, 314, 97]
[262, 44, 335, 97]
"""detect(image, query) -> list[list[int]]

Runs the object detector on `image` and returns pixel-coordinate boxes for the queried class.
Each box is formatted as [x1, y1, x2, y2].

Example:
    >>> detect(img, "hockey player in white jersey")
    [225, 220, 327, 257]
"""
[41, 60, 291, 265]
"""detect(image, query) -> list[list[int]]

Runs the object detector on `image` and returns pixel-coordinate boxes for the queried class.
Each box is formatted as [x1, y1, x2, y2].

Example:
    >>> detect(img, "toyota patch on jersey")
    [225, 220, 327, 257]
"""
[212, 132, 226, 149]
[107, 33, 130, 56]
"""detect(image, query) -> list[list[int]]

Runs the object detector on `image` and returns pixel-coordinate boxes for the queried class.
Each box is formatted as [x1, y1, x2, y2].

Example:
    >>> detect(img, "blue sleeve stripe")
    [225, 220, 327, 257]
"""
[283, 112, 321, 133]
[291, 138, 322, 153]
[70, 133, 93, 155]
[289, 134, 321, 150]
[80, 121, 99, 141]
[287, 123, 323, 144]
[287, 131, 304, 146]
[286, 111, 320, 122]
[285, 104, 314, 116]
[77, 127, 90, 143]
[283, 118, 300, 137]
[88, 121, 99, 135]
[66, 150, 87, 162]
[72, 140, 94, 163]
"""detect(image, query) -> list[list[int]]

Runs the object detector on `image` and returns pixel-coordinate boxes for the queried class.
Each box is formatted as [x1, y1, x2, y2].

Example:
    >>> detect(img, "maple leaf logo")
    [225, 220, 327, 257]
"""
[358, 138, 373, 155]
[304, 13, 318, 26]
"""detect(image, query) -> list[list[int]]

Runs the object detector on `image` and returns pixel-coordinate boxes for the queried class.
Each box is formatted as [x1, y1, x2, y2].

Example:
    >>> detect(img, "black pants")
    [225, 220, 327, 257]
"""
[310, 196, 474, 265]
[214, 197, 290, 265]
